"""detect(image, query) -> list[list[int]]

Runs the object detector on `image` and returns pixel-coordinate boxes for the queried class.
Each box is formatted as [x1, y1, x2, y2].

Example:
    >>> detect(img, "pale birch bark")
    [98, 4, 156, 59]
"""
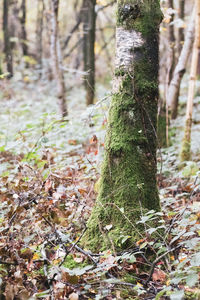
[50, 0, 68, 117]
[168, 9, 195, 119]
[168, 0, 176, 84]
[180, 0, 200, 161]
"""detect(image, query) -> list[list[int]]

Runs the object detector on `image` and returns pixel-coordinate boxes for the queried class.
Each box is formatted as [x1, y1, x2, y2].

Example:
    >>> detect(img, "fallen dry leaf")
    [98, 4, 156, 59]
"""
[69, 292, 79, 300]
[152, 268, 166, 283]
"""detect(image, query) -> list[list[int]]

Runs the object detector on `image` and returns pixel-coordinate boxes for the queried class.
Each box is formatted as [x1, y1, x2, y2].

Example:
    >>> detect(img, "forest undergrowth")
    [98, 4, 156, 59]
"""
[0, 72, 200, 299]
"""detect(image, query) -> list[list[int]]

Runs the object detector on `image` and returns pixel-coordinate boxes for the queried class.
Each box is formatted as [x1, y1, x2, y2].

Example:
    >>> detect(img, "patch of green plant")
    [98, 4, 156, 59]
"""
[62, 254, 89, 269]
[182, 161, 199, 177]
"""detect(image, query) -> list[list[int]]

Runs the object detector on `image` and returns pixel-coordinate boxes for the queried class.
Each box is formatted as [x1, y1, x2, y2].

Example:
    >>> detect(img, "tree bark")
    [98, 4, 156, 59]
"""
[20, 0, 28, 56]
[50, 0, 68, 117]
[167, 0, 176, 84]
[83, 0, 162, 251]
[82, 0, 88, 87]
[180, 0, 200, 161]
[3, 0, 13, 78]
[82, 0, 96, 105]
[10, 0, 20, 52]
[36, 0, 44, 76]
[177, 0, 185, 54]
[168, 9, 195, 119]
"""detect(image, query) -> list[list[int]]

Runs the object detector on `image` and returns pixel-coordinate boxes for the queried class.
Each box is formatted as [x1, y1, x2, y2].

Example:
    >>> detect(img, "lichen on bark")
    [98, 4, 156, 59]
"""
[82, 0, 162, 251]
[180, 118, 192, 161]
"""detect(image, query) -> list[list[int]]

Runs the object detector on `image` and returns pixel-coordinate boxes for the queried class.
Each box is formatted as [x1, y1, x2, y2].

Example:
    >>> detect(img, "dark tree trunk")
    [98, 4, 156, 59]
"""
[178, 0, 185, 55]
[20, 0, 28, 56]
[83, 0, 162, 251]
[10, 0, 20, 52]
[82, 0, 96, 105]
[3, 0, 13, 78]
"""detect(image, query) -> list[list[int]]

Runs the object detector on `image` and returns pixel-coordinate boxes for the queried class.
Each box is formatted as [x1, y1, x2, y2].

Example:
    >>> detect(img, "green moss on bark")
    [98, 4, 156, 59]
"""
[180, 140, 191, 161]
[180, 118, 192, 161]
[157, 110, 167, 148]
[117, 0, 163, 36]
[82, 0, 161, 251]
[83, 73, 160, 251]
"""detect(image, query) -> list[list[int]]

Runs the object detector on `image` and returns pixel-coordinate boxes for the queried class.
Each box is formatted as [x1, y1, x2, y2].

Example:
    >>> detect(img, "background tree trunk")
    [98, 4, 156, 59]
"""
[82, 0, 96, 105]
[178, 0, 185, 55]
[82, 0, 88, 88]
[83, 0, 162, 251]
[20, 0, 28, 56]
[168, 9, 195, 119]
[36, 0, 44, 76]
[3, 0, 13, 78]
[180, 0, 200, 161]
[10, 0, 20, 53]
[168, 0, 176, 85]
[50, 0, 68, 117]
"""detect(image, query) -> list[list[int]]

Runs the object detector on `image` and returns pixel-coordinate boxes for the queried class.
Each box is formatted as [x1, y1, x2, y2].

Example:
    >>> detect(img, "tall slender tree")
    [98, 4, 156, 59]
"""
[50, 0, 68, 117]
[168, 0, 176, 85]
[3, 0, 13, 78]
[36, 0, 44, 75]
[20, 0, 28, 56]
[178, 0, 185, 55]
[169, 0, 185, 119]
[82, 0, 96, 105]
[181, 0, 200, 161]
[168, 9, 195, 120]
[83, 0, 162, 250]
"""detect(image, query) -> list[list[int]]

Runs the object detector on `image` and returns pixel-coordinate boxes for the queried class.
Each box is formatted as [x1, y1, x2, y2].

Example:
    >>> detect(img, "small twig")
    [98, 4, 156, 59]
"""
[88, 93, 112, 120]
[62, 12, 82, 50]
[144, 246, 180, 286]
[59, 227, 87, 266]
[69, 227, 87, 252]
[0, 260, 17, 265]
[104, 280, 137, 288]
[96, 34, 115, 58]
[69, 242, 97, 264]
[64, 38, 83, 59]
[165, 175, 198, 238]
[96, 1, 115, 13]
[42, 217, 98, 265]
[61, 65, 88, 76]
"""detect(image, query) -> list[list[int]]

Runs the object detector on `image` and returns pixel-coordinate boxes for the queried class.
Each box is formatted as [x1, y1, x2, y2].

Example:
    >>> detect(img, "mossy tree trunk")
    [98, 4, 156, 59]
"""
[157, 102, 167, 148]
[84, 0, 162, 251]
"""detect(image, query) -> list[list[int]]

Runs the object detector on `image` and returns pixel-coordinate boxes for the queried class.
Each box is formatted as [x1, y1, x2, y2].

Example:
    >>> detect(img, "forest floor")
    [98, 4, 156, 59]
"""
[0, 71, 200, 300]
